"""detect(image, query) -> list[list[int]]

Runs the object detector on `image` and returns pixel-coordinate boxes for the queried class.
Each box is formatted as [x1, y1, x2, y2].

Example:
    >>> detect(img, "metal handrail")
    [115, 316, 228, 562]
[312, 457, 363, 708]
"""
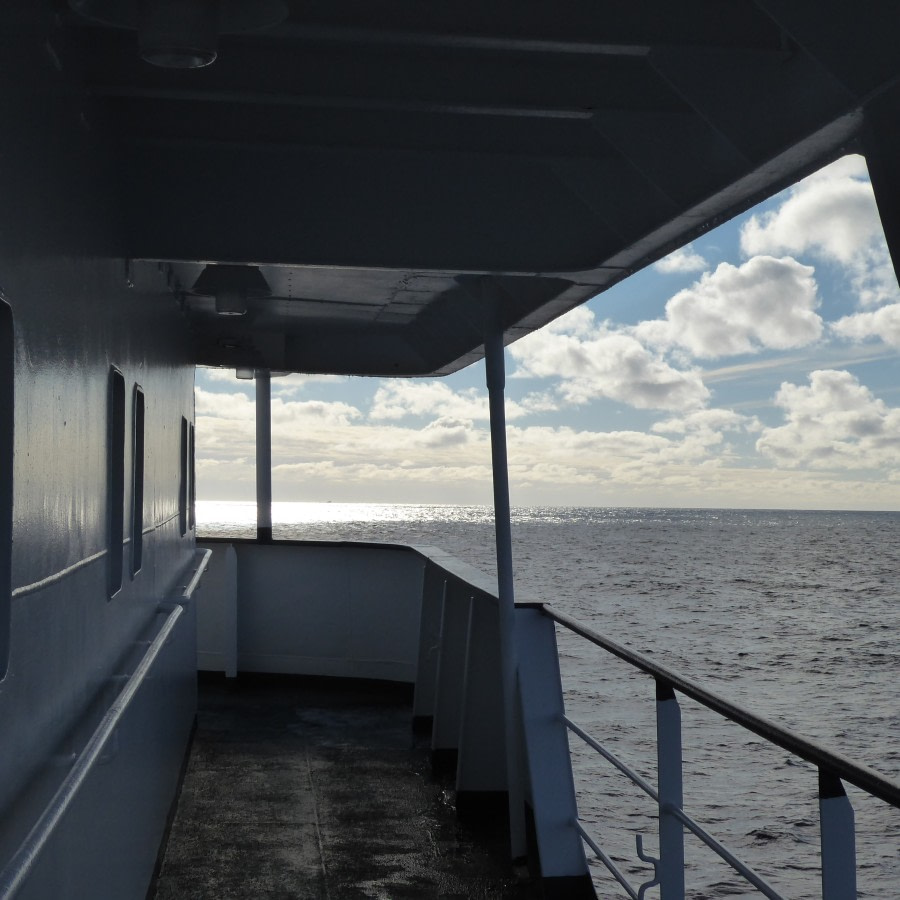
[0, 606, 183, 900]
[563, 715, 785, 899]
[536, 602, 900, 809]
[0, 548, 210, 900]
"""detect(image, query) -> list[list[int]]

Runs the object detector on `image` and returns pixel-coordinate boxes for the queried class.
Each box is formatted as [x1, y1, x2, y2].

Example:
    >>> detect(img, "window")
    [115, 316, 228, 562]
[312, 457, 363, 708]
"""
[108, 367, 126, 598]
[131, 385, 145, 576]
[179, 415, 188, 536]
[188, 422, 195, 531]
[0, 297, 11, 678]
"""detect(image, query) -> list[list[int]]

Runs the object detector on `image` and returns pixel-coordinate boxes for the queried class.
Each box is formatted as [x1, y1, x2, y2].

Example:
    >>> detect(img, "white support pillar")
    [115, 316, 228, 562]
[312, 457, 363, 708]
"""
[255, 369, 272, 542]
[484, 311, 526, 860]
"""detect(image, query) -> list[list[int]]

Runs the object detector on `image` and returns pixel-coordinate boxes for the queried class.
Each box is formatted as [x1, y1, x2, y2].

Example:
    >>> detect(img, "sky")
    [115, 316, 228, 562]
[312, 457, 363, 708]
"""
[195, 154, 900, 510]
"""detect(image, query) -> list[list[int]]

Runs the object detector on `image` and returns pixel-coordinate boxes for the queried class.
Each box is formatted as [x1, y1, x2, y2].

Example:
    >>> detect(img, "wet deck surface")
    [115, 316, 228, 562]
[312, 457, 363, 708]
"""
[152, 674, 541, 899]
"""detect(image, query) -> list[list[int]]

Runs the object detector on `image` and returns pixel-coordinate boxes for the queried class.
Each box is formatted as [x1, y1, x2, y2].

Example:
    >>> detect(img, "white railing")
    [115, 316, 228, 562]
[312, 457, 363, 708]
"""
[191, 539, 900, 898]
[537, 603, 900, 900]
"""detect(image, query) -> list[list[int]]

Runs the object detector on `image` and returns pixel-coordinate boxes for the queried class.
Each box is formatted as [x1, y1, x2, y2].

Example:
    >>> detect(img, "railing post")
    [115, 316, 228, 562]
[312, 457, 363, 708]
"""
[255, 369, 272, 542]
[819, 771, 857, 900]
[656, 680, 685, 900]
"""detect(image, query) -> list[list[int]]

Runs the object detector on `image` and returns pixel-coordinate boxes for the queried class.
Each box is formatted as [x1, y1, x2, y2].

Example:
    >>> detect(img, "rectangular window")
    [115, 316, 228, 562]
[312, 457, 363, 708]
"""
[179, 415, 188, 536]
[188, 422, 195, 531]
[0, 297, 12, 678]
[131, 385, 145, 576]
[108, 367, 126, 598]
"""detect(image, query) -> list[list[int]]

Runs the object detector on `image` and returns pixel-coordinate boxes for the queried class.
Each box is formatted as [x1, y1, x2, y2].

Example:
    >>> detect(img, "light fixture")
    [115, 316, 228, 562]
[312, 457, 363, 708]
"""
[138, 0, 219, 69]
[67, 0, 287, 69]
[192, 264, 271, 316]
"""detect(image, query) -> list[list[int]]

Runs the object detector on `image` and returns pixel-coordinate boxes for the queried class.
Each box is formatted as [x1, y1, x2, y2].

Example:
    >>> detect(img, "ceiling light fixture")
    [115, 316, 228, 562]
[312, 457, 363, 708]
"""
[192, 264, 272, 316]
[68, 0, 287, 69]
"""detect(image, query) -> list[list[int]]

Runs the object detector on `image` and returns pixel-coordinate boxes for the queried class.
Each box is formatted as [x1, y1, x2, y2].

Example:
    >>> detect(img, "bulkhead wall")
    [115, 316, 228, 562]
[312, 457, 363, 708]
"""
[0, 6, 199, 882]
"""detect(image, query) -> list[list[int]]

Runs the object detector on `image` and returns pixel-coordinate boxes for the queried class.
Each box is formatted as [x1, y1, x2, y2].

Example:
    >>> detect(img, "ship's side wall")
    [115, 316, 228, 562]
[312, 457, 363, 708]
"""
[0, 11, 198, 898]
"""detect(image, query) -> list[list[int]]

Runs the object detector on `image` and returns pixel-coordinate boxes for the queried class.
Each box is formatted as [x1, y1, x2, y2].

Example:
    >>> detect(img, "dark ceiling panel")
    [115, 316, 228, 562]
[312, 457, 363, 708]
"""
[55, 0, 900, 375]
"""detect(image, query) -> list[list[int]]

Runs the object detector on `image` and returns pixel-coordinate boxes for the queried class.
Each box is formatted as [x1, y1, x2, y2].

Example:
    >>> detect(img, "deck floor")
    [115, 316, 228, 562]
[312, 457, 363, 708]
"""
[151, 674, 541, 899]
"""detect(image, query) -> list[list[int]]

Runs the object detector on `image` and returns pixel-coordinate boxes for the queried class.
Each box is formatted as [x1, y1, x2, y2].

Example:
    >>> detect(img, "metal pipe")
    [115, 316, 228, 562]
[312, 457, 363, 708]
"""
[539, 602, 900, 809]
[255, 369, 273, 542]
[484, 317, 526, 860]
[0, 607, 185, 899]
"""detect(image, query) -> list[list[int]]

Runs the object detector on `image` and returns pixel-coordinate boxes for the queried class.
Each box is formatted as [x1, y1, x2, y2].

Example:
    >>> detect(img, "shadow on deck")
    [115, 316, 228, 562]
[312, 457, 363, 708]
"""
[151, 674, 541, 899]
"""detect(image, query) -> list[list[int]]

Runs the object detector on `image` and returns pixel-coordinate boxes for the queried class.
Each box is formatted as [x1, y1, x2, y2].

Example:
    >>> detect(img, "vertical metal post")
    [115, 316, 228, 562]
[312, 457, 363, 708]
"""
[819, 771, 857, 900]
[255, 369, 273, 542]
[656, 681, 686, 899]
[484, 315, 526, 860]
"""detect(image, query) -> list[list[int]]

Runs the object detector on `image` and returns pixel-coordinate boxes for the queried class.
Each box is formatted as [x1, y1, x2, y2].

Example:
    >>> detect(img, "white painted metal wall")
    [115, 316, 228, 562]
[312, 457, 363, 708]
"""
[0, 13, 202, 897]
[197, 540, 426, 682]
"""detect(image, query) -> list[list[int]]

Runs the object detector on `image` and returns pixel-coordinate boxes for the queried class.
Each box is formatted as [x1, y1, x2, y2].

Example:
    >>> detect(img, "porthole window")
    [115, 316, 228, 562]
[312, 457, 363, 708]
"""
[108, 367, 126, 598]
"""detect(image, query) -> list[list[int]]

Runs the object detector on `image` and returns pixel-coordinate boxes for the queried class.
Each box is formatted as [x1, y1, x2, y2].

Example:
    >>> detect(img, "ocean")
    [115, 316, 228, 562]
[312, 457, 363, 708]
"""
[196, 502, 900, 898]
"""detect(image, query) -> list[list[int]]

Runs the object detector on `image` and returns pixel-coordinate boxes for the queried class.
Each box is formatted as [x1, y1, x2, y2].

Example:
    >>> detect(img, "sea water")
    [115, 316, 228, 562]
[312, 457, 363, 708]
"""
[196, 502, 900, 898]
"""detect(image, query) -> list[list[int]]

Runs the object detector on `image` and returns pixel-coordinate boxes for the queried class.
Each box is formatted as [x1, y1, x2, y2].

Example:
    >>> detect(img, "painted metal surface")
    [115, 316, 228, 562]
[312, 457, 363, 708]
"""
[819, 775, 857, 900]
[254, 370, 272, 542]
[197, 540, 426, 681]
[545, 603, 899, 897]
[656, 687, 686, 899]
[0, 550, 208, 900]
[0, 14, 203, 896]
[515, 608, 591, 882]
[484, 307, 527, 859]
[22, 1, 894, 375]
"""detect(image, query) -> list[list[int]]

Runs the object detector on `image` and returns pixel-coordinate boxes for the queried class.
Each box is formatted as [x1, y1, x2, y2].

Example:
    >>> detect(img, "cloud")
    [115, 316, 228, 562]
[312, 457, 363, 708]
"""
[740, 154, 899, 308]
[831, 303, 900, 347]
[198, 367, 248, 385]
[271, 373, 347, 397]
[654, 244, 708, 274]
[634, 256, 823, 358]
[756, 370, 900, 469]
[270, 397, 361, 427]
[370, 380, 534, 422]
[195, 388, 254, 419]
[510, 308, 709, 411]
[652, 408, 760, 436]
[418, 417, 475, 447]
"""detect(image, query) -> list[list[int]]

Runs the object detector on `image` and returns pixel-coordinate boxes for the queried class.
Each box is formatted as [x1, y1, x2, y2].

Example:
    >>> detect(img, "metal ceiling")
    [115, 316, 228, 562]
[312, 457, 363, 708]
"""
[60, 1, 900, 375]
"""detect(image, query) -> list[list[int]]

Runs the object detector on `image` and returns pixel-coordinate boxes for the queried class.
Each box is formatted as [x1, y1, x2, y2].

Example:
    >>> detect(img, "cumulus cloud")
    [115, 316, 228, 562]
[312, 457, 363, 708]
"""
[271, 397, 361, 427]
[634, 256, 823, 357]
[831, 303, 900, 347]
[195, 388, 253, 418]
[417, 417, 474, 447]
[198, 367, 248, 385]
[510, 308, 709, 411]
[652, 408, 760, 436]
[654, 244, 708, 274]
[740, 154, 899, 308]
[371, 381, 488, 422]
[272, 373, 347, 397]
[756, 370, 900, 469]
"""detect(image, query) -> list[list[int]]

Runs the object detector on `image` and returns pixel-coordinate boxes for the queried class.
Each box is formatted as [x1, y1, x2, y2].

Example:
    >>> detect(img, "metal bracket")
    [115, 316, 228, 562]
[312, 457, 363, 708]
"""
[635, 835, 661, 900]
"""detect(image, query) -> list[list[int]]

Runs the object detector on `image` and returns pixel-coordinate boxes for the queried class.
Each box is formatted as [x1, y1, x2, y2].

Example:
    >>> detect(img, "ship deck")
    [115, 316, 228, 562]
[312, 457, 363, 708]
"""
[151, 673, 541, 899]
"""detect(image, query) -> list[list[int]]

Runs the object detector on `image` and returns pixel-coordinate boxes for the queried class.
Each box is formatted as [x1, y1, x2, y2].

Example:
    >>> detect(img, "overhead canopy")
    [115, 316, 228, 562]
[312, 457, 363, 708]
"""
[63, 0, 900, 375]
